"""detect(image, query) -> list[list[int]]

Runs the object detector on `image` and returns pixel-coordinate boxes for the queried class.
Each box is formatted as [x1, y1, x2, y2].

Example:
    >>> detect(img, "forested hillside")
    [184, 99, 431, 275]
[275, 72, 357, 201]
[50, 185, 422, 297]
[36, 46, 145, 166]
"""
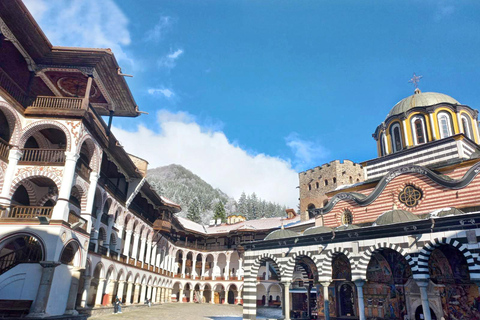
[147, 164, 289, 224]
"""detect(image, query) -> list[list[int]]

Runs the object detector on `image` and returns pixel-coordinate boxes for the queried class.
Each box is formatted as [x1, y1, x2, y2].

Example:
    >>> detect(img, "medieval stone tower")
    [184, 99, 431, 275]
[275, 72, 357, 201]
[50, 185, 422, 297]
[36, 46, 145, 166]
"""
[298, 160, 365, 216]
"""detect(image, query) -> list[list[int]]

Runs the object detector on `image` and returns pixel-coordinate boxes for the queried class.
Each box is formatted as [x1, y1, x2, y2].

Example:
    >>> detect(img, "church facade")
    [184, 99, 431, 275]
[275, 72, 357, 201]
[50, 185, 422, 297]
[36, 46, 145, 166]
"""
[242, 89, 480, 320]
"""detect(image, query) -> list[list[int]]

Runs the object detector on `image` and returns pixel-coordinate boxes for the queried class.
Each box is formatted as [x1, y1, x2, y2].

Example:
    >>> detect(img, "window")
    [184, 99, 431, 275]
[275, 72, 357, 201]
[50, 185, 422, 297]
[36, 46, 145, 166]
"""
[341, 209, 353, 225]
[461, 115, 473, 140]
[437, 112, 452, 139]
[308, 184, 311, 191]
[411, 115, 427, 145]
[316, 182, 319, 189]
[380, 133, 387, 156]
[349, 176, 353, 184]
[324, 179, 328, 186]
[390, 123, 403, 153]
[333, 177, 337, 184]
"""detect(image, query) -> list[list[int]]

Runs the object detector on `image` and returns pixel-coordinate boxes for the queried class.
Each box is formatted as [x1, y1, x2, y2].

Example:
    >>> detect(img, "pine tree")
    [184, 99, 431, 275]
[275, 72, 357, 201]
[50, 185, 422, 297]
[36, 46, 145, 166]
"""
[237, 192, 248, 216]
[213, 201, 227, 223]
[187, 198, 202, 223]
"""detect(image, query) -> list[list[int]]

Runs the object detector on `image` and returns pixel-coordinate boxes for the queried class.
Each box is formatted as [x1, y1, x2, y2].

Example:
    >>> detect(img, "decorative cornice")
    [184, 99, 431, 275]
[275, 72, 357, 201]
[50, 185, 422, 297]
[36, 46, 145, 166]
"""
[0, 16, 36, 71]
[315, 162, 480, 216]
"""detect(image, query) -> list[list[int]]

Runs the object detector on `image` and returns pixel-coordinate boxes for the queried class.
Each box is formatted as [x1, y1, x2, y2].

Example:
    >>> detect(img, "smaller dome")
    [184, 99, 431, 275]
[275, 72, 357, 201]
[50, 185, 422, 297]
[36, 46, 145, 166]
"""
[387, 91, 459, 119]
[335, 224, 360, 231]
[429, 207, 464, 218]
[303, 226, 333, 236]
[264, 228, 298, 240]
[374, 209, 420, 226]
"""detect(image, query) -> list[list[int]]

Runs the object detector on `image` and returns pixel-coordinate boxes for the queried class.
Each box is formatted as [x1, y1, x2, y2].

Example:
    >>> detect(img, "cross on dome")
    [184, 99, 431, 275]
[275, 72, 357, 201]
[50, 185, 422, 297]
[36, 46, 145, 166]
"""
[408, 72, 423, 89]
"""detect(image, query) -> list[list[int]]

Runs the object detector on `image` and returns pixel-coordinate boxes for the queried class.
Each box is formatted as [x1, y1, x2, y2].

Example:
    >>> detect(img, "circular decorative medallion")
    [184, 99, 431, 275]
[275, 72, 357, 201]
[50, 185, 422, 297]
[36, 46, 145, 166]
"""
[398, 185, 423, 207]
[57, 77, 98, 98]
[341, 209, 353, 225]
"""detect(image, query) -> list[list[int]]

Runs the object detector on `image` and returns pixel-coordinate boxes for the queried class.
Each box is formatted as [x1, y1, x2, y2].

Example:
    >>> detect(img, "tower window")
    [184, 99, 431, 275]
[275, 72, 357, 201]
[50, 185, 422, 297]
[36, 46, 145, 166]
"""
[461, 115, 473, 140]
[437, 112, 452, 139]
[308, 184, 311, 191]
[324, 179, 328, 186]
[411, 115, 427, 145]
[333, 177, 337, 184]
[316, 182, 319, 189]
[390, 123, 403, 153]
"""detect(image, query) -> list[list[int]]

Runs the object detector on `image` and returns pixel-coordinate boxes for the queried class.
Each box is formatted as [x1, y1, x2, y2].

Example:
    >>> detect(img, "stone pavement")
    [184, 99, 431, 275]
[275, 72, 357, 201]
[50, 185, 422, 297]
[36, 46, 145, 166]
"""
[90, 303, 243, 320]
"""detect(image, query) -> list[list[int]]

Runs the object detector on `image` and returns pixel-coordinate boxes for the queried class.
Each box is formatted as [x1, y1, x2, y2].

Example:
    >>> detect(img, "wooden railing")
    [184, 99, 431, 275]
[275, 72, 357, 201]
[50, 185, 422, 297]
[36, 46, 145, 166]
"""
[29, 96, 83, 110]
[110, 251, 119, 260]
[0, 241, 42, 275]
[88, 242, 96, 252]
[0, 67, 27, 106]
[0, 206, 53, 219]
[19, 148, 65, 165]
[0, 137, 10, 162]
[98, 245, 108, 256]
[67, 211, 87, 231]
[99, 174, 127, 202]
[120, 254, 128, 263]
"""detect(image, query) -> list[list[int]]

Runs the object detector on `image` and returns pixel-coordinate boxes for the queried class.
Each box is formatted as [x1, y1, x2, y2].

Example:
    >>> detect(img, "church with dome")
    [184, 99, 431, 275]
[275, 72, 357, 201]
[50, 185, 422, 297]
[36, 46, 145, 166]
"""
[242, 88, 480, 320]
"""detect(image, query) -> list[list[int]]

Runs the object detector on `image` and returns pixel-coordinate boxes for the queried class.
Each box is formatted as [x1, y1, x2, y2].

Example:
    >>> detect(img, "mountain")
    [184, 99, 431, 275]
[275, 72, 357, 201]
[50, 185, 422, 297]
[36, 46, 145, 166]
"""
[147, 164, 289, 224]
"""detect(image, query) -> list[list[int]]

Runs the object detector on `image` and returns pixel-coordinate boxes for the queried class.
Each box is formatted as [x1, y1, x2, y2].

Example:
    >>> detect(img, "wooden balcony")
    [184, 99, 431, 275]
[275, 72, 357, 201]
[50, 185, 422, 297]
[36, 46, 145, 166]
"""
[30, 96, 84, 110]
[19, 148, 65, 165]
[0, 67, 27, 107]
[0, 206, 53, 220]
[0, 137, 10, 163]
[67, 211, 87, 232]
[98, 245, 108, 256]
[153, 219, 171, 232]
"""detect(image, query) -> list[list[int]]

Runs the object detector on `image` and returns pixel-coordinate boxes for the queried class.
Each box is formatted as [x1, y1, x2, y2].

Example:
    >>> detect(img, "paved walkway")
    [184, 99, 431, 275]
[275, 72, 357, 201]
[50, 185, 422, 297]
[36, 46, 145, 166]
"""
[90, 303, 243, 320]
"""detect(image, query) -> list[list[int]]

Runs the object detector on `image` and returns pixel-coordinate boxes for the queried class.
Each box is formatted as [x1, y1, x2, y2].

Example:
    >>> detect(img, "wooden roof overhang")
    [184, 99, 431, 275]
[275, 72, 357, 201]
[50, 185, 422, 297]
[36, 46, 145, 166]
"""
[0, 0, 141, 117]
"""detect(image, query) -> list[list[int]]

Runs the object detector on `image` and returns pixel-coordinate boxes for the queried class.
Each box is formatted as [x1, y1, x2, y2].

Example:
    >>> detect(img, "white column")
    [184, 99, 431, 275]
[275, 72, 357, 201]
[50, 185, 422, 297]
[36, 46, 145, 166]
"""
[140, 285, 147, 303]
[139, 237, 146, 263]
[201, 258, 206, 279]
[237, 257, 243, 279]
[283, 281, 290, 320]
[82, 171, 99, 233]
[95, 279, 105, 306]
[0, 148, 22, 206]
[131, 233, 140, 261]
[265, 262, 269, 280]
[28, 262, 60, 317]
[125, 282, 133, 305]
[225, 256, 230, 280]
[52, 152, 79, 220]
[181, 253, 186, 277]
[117, 281, 125, 301]
[122, 230, 132, 257]
[417, 280, 432, 320]
[80, 276, 92, 308]
[145, 241, 152, 266]
[354, 280, 366, 320]
[213, 257, 218, 280]
[429, 113, 437, 140]
[402, 119, 409, 148]
[150, 244, 157, 266]
[321, 282, 330, 320]
[189, 288, 194, 303]
[179, 289, 184, 303]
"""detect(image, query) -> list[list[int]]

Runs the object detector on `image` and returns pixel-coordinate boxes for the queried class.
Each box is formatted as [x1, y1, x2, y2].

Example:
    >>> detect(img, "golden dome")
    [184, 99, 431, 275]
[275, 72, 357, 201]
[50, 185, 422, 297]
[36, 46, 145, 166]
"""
[387, 90, 460, 119]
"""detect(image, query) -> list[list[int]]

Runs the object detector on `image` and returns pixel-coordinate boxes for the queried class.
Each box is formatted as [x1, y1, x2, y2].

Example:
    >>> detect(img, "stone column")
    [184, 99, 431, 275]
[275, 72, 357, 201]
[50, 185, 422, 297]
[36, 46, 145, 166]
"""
[117, 281, 125, 301]
[238, 257, 243, 279]
[179, 288, 184, 303]
[223, 290, 228, 304]
[125, 282, 133, 305]
[140, 285, 147, 303]
[417, 280, 432, 320]
[80, 276, 92, 308]
[0, 148, 22, 207]
[28, 261, 60, 317]
[321, 282, 331, 320]
[133, 284, 140, 304]
[211, 290, 215, 304]
[266, 262, 270, 280]
[236, 291, 242, 305]
[147, 285, 152, 300]
[190, 288, 194, 303]
[213, 257, 218, 280]
[150, 244, 157, 266]
[52, 152, 80, 220]
[282, 281, 290, 320]
[354, 280, 366, 320]
[139, 238, 146, 263]
[145, 241, 152, 266]
[225, 260, 230, 280]
[199, 289, 204, 303]
[169, 288, 173, 302]
[64, 269, 82, 315]
[95, 278, 106, 306]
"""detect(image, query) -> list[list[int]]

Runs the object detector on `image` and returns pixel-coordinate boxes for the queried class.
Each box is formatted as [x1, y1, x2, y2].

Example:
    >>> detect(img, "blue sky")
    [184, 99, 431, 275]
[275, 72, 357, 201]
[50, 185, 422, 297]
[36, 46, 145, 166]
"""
[24, 0, 480, 207]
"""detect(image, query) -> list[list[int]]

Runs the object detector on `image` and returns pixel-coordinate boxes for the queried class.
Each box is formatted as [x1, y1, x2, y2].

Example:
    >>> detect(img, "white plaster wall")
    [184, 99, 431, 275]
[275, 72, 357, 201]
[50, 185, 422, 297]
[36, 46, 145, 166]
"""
[0, 264, 42, 301]
[46, 264, 71, 316]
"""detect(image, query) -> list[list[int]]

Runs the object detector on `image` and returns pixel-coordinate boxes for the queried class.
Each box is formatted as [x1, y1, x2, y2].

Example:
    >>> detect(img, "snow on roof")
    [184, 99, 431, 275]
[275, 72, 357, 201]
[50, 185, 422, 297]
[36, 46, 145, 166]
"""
[176, 215, 304, 235]
[161, 196, 181, 208]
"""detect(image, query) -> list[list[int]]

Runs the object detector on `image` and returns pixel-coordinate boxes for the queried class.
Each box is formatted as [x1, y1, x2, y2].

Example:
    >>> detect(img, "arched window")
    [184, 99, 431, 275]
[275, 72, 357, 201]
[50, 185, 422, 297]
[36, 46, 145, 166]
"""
[437, 112, 453, 139]
[341, 210, 353, 225]
[315, 182, 319, 189]
[411, 115, 427, 145]
[308, 184, 311, 191]
[324, 179, 328, 186]
[461, 115, 473, 140]
[390, 123, 403, 153]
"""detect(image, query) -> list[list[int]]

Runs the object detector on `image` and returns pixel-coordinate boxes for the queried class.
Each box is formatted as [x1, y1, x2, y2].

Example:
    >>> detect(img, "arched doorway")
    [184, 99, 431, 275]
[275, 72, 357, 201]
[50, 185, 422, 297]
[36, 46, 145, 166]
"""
[331, 254, 356, 318]
[290, 256, 319, 319]
[364, 248, 412, 319]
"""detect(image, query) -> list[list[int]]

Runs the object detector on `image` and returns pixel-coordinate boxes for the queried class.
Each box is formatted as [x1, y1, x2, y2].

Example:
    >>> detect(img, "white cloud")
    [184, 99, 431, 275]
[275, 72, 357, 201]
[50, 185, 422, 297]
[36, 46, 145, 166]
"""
[158, 49, 184, 69]
[112, 110, 299, 208]
[145, 16, 173, 43]
[148, 87, 175, 98]
[23, 0, 133, 67]
[285, 132, 330, 171]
